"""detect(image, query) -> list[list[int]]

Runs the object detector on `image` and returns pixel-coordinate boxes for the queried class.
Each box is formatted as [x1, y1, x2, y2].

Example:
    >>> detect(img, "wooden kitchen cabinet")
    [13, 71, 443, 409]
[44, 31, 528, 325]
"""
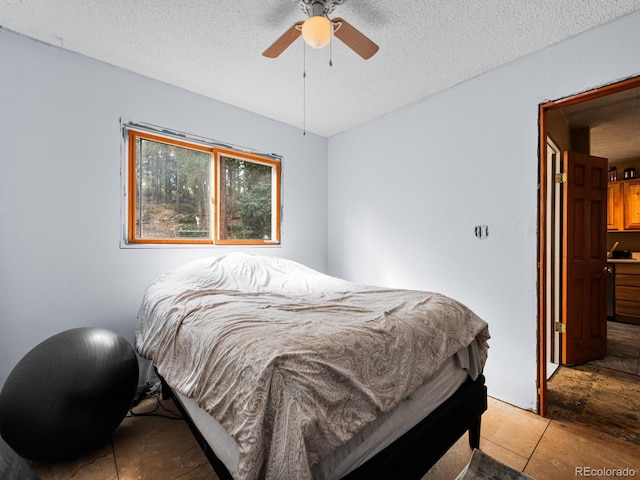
[615, 263, 640, 323]
[608, 182, 623, 231]
[623, 179, 640, 230]
[607, 179, 640, 231]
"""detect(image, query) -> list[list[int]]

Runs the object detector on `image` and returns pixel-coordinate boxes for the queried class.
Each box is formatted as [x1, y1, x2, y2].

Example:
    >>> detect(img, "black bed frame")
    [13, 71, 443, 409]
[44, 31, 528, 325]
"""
[160, 373, 487, 480]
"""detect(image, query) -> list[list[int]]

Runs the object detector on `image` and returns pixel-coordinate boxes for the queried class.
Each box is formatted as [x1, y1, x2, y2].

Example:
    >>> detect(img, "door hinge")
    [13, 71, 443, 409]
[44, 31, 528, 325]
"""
[554, 322, 566, 333]
[555, 173, 567, 184]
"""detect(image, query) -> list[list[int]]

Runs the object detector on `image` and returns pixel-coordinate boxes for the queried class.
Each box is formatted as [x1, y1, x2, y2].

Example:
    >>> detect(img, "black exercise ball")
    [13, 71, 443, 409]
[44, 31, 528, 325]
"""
[0, 327, 139, 462]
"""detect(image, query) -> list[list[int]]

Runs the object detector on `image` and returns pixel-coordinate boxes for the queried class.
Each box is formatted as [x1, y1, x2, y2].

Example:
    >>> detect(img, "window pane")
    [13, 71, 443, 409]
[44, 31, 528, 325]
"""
[220, 156, 273, 241]
[136, 138, 211, 239]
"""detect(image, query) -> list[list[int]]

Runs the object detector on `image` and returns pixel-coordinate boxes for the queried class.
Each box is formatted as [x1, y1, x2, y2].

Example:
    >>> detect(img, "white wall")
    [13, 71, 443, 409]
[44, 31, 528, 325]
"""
[327, 11, 640, 410]
[0, 29, 328, 387]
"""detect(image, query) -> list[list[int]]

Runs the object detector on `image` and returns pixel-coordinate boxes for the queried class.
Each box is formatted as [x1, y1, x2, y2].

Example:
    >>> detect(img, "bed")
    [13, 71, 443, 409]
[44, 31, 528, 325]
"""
[135, 253, 490, 480]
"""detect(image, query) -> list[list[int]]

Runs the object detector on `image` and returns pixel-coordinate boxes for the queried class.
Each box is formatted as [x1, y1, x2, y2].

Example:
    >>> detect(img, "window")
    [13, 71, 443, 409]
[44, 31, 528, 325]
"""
[125, 127, 281, 245]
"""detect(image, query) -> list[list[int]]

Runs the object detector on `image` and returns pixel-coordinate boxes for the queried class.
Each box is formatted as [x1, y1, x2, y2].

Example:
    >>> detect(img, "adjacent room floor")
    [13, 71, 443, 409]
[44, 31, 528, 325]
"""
[545, 320, 640, 446]
[29, 321, 640, 479]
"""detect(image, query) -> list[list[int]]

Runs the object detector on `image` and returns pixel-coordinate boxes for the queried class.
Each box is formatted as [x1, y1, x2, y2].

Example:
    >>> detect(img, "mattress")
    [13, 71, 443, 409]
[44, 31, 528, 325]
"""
[174, 339, 482, 480]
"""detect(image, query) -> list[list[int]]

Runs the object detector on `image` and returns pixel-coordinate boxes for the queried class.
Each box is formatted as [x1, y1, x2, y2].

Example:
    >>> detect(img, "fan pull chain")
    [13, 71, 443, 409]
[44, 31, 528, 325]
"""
[302, 42, 307, 136]
[329, 18, 333, 67]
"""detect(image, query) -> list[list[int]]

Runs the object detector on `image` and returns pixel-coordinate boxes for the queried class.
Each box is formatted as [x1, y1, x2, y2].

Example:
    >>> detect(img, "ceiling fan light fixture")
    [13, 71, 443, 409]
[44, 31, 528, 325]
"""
[301, 15, 332, 49]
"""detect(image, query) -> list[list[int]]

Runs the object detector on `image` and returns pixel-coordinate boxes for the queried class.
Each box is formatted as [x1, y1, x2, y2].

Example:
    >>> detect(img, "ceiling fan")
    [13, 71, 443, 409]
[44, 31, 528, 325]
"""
[263, 0, 379, 60]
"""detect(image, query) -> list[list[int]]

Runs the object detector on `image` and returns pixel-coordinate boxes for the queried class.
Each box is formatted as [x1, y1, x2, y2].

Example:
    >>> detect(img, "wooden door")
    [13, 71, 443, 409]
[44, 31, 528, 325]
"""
[623, 179, 640, 229]
[561, 152, 608, 365]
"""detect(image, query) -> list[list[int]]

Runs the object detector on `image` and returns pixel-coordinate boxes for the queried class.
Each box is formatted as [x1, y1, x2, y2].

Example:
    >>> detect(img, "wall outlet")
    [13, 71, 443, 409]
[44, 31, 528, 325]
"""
[475, 225, 489, 239]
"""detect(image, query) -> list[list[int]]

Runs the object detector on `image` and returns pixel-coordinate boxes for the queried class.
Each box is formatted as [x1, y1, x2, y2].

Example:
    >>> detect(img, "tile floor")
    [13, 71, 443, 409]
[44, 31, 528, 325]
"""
[28, 395, 640, 480]
[28, 321, 640, 479]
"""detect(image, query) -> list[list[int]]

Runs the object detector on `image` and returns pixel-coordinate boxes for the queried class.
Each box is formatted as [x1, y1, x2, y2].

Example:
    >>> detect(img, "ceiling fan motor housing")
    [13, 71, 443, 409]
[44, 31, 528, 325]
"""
[298, 0, 347, 18]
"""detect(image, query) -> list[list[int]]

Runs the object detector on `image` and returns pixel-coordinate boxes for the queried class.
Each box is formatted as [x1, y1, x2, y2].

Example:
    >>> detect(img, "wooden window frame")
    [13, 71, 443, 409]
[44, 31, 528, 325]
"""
[213, 147, 282, 245]
[126, 128, 281, 246]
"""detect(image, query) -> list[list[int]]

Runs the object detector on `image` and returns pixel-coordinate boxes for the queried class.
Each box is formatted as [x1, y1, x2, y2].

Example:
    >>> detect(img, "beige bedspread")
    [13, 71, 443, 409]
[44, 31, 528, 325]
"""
[135, 253, 489, 480]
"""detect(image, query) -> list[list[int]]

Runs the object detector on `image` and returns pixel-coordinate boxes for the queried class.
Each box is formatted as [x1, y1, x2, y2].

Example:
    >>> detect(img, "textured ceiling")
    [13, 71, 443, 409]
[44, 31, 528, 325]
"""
[2, 0, 640, 137]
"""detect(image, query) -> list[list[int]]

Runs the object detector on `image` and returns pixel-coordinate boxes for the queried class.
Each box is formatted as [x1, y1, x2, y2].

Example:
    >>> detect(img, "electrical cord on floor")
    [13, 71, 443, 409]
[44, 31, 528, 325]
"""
[127, 382, 183, 420]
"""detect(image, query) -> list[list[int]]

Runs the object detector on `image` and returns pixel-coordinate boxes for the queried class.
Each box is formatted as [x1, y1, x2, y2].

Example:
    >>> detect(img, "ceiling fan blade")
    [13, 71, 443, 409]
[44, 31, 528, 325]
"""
[263, 21, 304, 58]
[332, 17, 379, 59]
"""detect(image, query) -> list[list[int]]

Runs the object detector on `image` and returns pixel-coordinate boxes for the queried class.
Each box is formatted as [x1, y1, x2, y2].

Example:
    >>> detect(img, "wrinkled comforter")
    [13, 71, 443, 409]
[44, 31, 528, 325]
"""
[135, 253, 489, 480]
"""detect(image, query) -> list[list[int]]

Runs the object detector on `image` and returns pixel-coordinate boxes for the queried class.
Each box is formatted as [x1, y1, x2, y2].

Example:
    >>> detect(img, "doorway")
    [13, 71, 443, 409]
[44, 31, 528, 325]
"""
[538, 75, 640, 415]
